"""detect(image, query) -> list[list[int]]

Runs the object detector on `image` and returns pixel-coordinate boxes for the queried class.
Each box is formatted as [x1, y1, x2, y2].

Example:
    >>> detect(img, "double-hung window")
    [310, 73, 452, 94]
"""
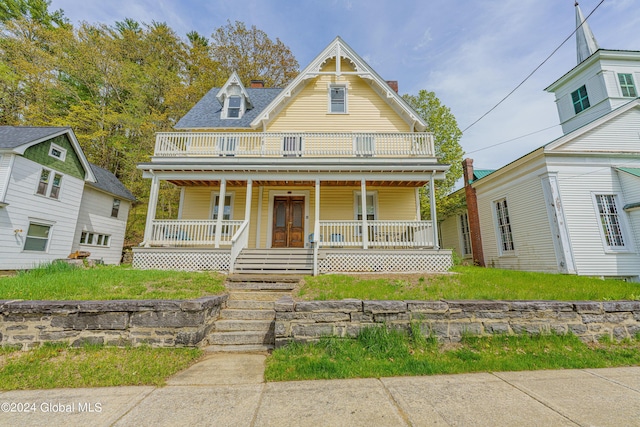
[211, 193, 234, 236]
[329, 86, 346, 113]
[594, 194, 629, 251]
[24, 222, 51, 252]
[111, 199, 121, 218]
[571, 85, 590, 114]
[227, 95, 241, 118]
[459, 212, 472, 257]
[36, 169, 62, 199]
[618, 73, 637, 98]
[495, 198, 514, 253]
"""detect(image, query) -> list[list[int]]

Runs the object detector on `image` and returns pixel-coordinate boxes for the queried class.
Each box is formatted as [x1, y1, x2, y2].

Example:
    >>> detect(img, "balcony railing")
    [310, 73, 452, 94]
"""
[154, 132, 434, 158]
[148, 219, 243, 247]
[316, 221, 434, 248]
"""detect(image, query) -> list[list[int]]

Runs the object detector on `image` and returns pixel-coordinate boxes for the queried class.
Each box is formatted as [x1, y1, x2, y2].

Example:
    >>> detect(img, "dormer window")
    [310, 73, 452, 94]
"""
[227, 96, 241, 118]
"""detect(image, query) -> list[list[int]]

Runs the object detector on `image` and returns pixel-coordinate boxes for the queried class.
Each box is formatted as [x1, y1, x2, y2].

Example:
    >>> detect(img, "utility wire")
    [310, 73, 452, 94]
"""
[465, 124, 558, 154]
[461, 0, 605, 134]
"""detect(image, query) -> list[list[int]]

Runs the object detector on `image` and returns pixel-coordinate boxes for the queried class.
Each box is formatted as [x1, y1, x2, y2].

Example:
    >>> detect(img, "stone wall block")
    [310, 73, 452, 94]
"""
[509, 301, 573, 312]
[568, 323, 587, 335]
[573, 302, 603, 314]
[613, 326, 628, 340]
[310, 313, 350, 323]
[604, 301, 640, 312]
[484, 323, 510, 334]
[447, 301, 510, 311]
[130, 310, 206, 328]
[511, 323, 548, 335]
[350, 313, 373, 322]
[71, 336, 104, 347]
[363, 300, 407, 314]
[175, 329, 206, 346]
[51, 312, 128, 330]
[373, 312, 410, 323]
[406, 301, 448, 313]
[274, 321, 287, 337]
[292, 324, 333, 338]
[296, 300, 362, 313]
[449, 322, 483, 337]
[274, 296, 295, 312]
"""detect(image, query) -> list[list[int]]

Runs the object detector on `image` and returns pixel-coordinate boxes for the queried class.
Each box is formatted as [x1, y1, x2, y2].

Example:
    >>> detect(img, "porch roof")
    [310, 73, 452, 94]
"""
[166, 179, 429, 187]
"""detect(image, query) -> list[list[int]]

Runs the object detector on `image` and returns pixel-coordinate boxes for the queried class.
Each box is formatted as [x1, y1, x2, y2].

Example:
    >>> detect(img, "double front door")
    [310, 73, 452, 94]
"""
[272, 196, 305, 248]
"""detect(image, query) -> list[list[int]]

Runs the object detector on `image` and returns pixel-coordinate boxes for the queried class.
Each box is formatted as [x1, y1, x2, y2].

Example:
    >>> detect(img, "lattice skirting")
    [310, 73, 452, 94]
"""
[318, 250, 453, 273]
[132, 249, 230, 271]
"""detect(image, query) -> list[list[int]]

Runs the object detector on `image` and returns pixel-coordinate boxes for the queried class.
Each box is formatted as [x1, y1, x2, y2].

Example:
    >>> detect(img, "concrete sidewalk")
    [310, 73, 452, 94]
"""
[1, 353, 639, 426]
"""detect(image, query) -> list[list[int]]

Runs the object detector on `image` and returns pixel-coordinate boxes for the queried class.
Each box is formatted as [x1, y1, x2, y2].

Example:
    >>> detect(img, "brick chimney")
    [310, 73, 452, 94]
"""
[250, 80, 264, 88]
[386, 80, 398, 93]
[462, 158, 485, 267]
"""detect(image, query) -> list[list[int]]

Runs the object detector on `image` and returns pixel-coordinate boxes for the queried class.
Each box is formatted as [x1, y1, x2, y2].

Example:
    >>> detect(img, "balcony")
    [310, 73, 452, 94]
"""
[153, 132, 434, 158]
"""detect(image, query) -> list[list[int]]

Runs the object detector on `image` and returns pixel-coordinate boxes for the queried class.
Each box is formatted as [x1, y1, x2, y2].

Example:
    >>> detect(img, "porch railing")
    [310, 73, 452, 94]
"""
[317, 221, 434, 248]
[154, 132, 434, 158]
[230, 220, 249, 273]
[148, 219, 243, 247]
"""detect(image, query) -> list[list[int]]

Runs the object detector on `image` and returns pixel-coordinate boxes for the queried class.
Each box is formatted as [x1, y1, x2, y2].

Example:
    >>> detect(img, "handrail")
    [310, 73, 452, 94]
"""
[154, 132, 435, 158]
[230, 220, 250, 273]
[317, 220, 434, 248]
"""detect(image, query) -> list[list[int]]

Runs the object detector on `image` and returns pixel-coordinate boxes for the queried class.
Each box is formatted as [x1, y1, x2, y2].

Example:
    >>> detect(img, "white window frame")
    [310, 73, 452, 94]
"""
[353, 191, 378, 221]
[210, 191, 235, 236]
[353, 134, 375, 157]
[80, 231, 111, 247]
[328, 85, 347, 114]
[222, 95, 244, 119]
[617, 73, 637, 98]
[23, 220, 53, 252]
[35, 168, 63, 199]
[493, 197, 515, 256]
[591, 193, 633, 253]
[459, 212, 472, 257]
[48, 143, 67, 161]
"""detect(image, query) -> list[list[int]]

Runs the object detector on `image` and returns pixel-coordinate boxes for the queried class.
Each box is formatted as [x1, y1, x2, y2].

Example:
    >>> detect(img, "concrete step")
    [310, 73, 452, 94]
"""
[226, 281, 297, 291]
[228, 291, 291, 301]
[208, 331, 274, 345]
[204, 344, 273, 353]
[215, 319, 274, 332]
[227, 275, 302, 283]
[219, 309, 275, 320]
[225, 299, 276, 310]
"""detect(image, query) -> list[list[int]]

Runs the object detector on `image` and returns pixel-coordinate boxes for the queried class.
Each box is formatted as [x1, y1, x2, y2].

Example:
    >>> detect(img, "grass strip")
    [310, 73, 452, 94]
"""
[0, 343, 202, 390]
[265, 327, 640, 382]
[297, 266, 640, 301]
[0, 262, 226, 300]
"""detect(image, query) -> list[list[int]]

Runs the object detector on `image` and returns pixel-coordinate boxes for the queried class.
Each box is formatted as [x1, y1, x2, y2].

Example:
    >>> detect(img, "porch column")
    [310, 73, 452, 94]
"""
[314, 179, 320, 276]
[429, 173, 439, 249]
[143, 175, 160, 247]
[214, 178, 227, 248]
[244, 179, 253, 224]
[361, 178, 368, 249]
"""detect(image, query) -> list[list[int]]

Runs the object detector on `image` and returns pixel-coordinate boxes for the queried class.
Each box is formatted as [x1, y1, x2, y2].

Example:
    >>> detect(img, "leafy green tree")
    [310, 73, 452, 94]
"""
[403, 90, 465, 220]
[211, 20, 299, 87]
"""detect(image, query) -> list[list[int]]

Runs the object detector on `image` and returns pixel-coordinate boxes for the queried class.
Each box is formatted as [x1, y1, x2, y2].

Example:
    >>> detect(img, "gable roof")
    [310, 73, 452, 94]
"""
[88, 164, 136, 202]
[0, 126, 96, 182]
[251, 36, 427, 131]
[175, 87, 282, 129]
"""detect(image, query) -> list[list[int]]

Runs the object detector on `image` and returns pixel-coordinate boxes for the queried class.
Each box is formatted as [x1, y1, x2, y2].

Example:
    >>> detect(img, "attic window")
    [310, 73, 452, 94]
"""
[49, 143, 66, 161]
[329, 86, 347, 113]
[227, 96, 241, 118]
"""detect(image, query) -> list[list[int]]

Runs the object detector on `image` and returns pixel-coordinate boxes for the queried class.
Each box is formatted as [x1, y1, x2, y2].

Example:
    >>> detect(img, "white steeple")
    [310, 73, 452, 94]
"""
[575, 2, 599, 64]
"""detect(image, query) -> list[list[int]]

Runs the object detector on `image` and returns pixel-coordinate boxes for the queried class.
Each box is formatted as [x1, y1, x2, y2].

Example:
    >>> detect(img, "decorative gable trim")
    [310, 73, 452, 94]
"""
[216, 72, 252, 119]
[250, 36, 427, 131]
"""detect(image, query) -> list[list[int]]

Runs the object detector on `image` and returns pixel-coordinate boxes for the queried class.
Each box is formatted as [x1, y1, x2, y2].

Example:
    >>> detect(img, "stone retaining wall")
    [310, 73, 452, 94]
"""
[274, 298, 640, 347]
[0, 296, 226, 350]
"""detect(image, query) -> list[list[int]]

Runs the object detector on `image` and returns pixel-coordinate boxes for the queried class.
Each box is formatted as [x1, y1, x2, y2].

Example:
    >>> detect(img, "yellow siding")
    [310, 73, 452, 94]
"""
[181, 186, 247, 220]
[266, 72, 410, 133]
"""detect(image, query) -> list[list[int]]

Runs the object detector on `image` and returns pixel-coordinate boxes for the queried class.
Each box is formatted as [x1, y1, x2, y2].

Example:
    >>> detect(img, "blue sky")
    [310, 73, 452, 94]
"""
[49, 0, 640, 170]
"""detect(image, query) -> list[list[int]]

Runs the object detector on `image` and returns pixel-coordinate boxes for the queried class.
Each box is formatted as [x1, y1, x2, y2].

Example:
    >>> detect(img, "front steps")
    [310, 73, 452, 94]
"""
[205, 276, 299, 352]
[232, 249, 314, 275]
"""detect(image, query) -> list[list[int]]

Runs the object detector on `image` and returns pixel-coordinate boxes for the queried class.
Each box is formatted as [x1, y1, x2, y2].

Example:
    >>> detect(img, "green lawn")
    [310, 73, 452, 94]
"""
[297, 266, 640, 301]
[0, 262, 226, 300]
[0, 344, 202, 390]
[265, 327, 640, 382]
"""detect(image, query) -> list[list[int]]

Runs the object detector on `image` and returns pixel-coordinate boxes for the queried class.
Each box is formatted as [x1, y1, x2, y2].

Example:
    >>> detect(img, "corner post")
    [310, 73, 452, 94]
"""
[214, 178, 227, 248]
[361, 178, 368, 249]
[429, 173, 439, 249]
[143, 175, 160, 247]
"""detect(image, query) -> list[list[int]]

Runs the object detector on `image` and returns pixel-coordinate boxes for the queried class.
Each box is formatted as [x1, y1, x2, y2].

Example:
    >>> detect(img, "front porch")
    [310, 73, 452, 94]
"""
[132, 246, 453, 274]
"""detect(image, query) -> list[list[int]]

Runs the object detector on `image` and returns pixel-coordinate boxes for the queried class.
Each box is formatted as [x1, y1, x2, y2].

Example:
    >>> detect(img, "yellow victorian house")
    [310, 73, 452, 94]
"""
[133, 37, 452, 274]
